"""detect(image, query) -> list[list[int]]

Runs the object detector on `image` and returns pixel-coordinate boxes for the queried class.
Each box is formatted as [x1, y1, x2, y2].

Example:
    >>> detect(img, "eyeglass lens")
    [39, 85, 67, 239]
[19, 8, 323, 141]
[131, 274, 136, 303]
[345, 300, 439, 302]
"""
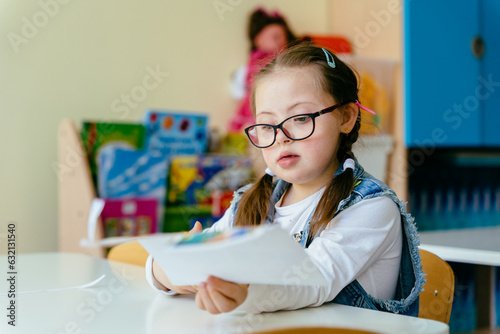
[247, 114, 314, 147]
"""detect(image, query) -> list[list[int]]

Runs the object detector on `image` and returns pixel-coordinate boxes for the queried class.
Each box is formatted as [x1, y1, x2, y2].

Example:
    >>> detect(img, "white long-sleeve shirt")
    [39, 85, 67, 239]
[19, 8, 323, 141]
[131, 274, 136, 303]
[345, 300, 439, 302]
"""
[146, 190, 402, 314]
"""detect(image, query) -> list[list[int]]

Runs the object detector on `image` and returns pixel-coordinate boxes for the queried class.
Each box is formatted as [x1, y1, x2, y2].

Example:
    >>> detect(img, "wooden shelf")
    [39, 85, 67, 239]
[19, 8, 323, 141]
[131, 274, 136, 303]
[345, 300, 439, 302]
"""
[57, 119, 104, 257]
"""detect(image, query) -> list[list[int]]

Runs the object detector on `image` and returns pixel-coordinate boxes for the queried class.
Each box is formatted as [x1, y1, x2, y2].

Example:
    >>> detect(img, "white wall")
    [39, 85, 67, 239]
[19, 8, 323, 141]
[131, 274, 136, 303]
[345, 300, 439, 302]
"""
[330, 0, 402, 58]
[0, 0, 329, 253]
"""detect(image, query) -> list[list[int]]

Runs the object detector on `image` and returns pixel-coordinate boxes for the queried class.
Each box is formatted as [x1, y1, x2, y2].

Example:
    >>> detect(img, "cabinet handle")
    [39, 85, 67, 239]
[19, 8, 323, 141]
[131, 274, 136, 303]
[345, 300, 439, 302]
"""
[471, 36, 484, 59]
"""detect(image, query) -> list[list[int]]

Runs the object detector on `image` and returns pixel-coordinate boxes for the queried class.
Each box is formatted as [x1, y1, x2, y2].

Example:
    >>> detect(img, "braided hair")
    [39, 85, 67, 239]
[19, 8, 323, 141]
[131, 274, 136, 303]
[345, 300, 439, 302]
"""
[234, 43, 361, 240]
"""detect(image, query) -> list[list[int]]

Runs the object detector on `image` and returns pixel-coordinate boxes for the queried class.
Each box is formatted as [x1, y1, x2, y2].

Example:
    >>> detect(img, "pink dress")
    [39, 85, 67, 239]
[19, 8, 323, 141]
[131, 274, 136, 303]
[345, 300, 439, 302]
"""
[228, 50, 274, 133]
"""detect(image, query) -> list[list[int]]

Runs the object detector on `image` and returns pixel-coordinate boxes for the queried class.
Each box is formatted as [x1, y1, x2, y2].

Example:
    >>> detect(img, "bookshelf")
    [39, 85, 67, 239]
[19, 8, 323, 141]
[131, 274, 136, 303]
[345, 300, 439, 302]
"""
[56, 115, 395, 259]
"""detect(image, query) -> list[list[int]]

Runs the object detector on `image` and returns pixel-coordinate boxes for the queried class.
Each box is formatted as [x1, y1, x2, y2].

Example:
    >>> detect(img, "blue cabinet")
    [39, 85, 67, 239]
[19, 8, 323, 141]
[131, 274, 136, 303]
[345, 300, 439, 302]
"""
[482, 0, 500, 146]
[404, 0, 500, 147]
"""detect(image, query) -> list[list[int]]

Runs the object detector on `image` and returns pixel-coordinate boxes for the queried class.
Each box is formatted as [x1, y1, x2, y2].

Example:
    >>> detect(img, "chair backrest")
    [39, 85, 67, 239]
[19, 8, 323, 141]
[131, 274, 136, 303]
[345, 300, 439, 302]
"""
[418, 249, 455, 324]
[107, 241, 150, 267]
[252, 327, 379, 334]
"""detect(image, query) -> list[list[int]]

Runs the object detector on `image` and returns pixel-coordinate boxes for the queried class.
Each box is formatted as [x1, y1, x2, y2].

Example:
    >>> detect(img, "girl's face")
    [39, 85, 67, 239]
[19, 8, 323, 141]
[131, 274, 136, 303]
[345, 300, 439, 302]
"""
[254, 24, 288, 53]
[254, 67, 347, 191]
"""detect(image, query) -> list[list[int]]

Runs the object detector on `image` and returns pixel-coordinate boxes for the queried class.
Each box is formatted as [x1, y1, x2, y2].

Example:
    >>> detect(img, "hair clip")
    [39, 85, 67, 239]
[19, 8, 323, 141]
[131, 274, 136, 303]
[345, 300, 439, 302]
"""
[271, 9, 282, 18]
[354, 100, 376, 115]
[321, 48, 336, 69]
[342, 158, 355, 171]
[265, 167, 276, 177]
[256, 7, 282, 19]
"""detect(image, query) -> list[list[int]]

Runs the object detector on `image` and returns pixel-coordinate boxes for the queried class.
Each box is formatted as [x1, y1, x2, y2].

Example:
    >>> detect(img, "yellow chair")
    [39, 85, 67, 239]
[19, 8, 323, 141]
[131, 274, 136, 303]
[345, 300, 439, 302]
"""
[418, 249, 455, 324]
[107, 241, 150, 267]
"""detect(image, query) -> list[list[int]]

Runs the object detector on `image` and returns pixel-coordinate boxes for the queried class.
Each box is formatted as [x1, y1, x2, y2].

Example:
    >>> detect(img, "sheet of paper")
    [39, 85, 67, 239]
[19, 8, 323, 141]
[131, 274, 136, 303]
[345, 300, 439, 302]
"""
[138, 225, 328, 286]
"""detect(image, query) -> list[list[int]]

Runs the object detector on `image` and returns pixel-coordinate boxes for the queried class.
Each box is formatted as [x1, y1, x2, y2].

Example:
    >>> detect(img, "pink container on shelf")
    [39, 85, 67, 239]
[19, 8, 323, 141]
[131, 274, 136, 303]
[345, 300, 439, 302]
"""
[100, 198, 158, 237]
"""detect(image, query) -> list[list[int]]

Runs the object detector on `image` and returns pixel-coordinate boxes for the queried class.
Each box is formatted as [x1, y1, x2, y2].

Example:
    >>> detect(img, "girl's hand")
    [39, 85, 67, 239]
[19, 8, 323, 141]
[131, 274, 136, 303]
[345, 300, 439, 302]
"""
[152, 259, 198, 294]
[195, 276, 249, 314]
[151, 222, 203, 294]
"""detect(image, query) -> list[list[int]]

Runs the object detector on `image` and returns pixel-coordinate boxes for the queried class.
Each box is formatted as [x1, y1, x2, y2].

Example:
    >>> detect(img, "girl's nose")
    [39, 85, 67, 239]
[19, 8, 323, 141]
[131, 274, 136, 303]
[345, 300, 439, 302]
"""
[275, 127, 291, 144]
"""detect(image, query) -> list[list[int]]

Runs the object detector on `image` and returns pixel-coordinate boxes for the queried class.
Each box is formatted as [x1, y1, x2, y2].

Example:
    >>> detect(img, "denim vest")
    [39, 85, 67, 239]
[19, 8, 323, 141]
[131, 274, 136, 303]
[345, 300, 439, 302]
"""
[230, 160, 425, 316]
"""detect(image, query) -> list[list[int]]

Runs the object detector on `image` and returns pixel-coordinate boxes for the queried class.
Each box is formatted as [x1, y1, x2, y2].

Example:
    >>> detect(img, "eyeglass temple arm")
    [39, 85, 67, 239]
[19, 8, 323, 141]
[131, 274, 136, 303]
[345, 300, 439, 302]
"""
[354, 100, 376, 115]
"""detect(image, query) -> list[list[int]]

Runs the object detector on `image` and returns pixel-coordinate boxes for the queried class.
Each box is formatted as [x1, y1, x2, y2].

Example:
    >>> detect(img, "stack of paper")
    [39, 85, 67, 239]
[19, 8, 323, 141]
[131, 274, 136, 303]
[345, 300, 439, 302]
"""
[138, 225, 327, 286]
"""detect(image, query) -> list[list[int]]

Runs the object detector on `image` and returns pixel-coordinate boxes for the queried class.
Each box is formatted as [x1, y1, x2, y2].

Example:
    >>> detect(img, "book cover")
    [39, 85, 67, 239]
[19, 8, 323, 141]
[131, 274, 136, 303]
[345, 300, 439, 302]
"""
[167, 155, 253, 210]
[100, 198, 158, 237]
[80, 122, 145, 192]
[97, 147, 169, 230]
[143, 110, 209, 155]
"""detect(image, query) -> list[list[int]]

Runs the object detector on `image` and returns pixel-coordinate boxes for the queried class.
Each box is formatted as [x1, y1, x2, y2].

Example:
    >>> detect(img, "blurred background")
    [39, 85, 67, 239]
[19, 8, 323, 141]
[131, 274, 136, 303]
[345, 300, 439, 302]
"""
[1, 0, 401, 254]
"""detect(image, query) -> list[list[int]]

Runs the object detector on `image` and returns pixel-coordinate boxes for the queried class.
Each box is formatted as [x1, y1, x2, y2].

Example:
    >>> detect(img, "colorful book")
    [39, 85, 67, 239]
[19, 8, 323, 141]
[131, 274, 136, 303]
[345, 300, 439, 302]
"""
[162, 205, 215, 233]
[100, 198, 158, 237]
[167, 155, 253, 212]
[97, 147, 169, 230]
[80, 122, 145, 192]
[220, 133, 248, 155]
[143, 110, 209, 155]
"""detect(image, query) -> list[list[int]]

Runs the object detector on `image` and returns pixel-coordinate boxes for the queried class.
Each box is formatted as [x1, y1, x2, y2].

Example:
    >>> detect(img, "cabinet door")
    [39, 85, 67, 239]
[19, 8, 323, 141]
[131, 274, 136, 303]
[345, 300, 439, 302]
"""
[481, 0, 500, 146]
[404, 0, 481, 147]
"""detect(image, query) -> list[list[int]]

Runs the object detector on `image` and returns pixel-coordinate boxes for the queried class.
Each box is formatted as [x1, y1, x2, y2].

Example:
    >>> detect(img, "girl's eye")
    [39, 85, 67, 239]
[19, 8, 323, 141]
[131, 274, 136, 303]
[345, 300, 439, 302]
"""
[293, 116, 311, 123]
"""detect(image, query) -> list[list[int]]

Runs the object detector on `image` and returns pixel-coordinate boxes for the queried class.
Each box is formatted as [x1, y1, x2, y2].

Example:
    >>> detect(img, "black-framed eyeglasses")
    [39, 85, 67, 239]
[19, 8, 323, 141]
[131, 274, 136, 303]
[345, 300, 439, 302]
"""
[244, 102, 348, 148]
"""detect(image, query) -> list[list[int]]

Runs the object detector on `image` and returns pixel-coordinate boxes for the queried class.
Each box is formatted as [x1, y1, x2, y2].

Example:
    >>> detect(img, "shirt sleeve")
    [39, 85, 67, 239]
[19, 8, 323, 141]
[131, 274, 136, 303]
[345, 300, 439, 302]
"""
[144, 254, 178, 296]
[202, 205, 235, 233]
[234, 196, 402, 314]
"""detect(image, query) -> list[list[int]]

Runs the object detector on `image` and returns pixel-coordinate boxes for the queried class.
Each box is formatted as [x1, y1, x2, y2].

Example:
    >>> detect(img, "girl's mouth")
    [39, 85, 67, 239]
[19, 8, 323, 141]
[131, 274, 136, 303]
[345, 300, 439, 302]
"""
[278, 153, 300, 167]
[279, 154, 299, 161]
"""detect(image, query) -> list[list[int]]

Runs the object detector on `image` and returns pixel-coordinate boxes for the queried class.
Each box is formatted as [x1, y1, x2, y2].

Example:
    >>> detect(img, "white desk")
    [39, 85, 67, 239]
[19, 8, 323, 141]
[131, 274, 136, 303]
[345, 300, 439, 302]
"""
[420, 226, 500, 266]
[419, 226, 500, 330]
[0, 253, 449, 334]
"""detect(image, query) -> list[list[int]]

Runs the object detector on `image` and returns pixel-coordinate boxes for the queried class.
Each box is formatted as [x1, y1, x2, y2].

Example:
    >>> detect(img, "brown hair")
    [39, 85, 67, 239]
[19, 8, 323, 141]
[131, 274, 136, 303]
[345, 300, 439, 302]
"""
[248, 8, 297, 51]
[234, 43, 361, 241]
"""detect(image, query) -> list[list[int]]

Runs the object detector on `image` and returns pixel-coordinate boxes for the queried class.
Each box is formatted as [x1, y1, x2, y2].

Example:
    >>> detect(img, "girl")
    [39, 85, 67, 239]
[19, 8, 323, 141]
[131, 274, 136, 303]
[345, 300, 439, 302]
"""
[229, 7, 297, 132]
[146, 43, 424, 316]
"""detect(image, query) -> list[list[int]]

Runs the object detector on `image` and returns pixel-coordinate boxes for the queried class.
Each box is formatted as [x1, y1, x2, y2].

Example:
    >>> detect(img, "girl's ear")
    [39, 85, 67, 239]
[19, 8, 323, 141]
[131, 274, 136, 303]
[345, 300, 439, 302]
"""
[340, 102, 359, 134]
